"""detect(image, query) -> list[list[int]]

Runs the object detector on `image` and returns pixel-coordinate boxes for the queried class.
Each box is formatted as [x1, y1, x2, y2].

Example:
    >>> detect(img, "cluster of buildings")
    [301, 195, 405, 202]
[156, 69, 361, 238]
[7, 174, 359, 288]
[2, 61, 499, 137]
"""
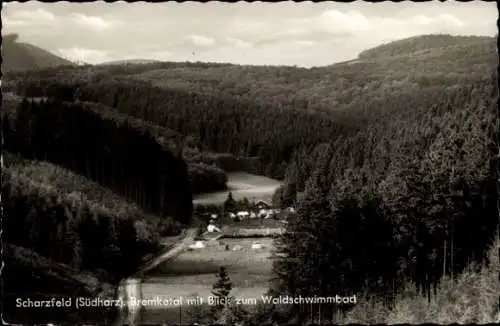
[202, 200, 295, 233]
[187, 238, 267, 251]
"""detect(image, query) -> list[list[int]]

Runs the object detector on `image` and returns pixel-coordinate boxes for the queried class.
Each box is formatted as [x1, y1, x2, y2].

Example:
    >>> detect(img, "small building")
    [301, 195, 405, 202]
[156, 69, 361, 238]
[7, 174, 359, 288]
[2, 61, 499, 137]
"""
[189, 241, 206, 249]
[251, 242, 265, 250]
[210, 213, 218, 219]
[207, 220, 221, 233]
[254, 200, 272, 210]
[237, 211, 250, 219]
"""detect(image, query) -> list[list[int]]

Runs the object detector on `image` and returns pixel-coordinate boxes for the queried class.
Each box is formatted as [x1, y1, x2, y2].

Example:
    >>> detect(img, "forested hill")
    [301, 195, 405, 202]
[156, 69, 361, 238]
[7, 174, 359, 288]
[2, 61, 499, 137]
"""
[268, 37, 499, 322]
[2, 33, 75, 72]
[2, 94, 229, 195]
[4, 34, 496, 182]
[97, 59, 162, 65]
[2, 153, 181, 323]
[357, 34, 495, 59]
[2, 33, 496, 186]
[2, 96, 193, 224]
[5, 75, 354, 180]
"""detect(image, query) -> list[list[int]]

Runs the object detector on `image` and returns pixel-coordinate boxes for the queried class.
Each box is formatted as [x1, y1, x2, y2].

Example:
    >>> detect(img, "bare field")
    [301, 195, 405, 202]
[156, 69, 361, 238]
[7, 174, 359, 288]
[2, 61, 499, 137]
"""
[193, 172, 282, 205]
[141, 237, 275, 316]
[222, 217, 285, 229]
[221, 227, 284, 238]
[147, 237, 274, 284]
[137, 170, 283, 324]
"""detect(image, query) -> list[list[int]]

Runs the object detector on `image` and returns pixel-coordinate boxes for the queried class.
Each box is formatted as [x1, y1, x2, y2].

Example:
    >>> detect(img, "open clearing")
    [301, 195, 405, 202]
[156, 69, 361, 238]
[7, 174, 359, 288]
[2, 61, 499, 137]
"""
[134, 171, 283, 324]
[137, 237, 276, 323]
[193, 172, 282, 205]
[145, 237, 275, 291]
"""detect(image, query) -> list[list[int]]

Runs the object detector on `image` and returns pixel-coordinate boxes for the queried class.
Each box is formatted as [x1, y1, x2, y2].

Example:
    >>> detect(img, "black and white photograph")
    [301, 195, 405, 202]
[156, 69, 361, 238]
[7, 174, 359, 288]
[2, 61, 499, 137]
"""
[1, 1, 499, 325]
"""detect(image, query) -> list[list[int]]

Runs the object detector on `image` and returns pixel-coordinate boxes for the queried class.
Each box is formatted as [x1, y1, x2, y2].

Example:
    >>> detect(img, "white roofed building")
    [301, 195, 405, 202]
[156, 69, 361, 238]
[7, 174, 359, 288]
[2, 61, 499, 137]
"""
[207, 224, 221, 233]
[207, 220, 221, 232]
[237, 211, 250, 219]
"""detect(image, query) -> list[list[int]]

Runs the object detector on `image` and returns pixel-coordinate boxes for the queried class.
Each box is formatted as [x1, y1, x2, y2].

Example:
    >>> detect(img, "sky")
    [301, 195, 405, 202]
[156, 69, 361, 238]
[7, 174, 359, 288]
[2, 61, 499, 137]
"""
[2, 1, 498, 67]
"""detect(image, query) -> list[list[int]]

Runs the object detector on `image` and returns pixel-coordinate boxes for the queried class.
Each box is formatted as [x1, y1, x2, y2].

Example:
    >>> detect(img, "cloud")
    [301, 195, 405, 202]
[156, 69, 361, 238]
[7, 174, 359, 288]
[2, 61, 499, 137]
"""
[311, 10, 467, 38]
[412, 14, 434, 25]
[229, 20, 270, 37]
[291, 40, 316, 47]
[226, 37, 253, 49]
[57, 47, 110, 64]
[2, 2, 495, 68]
[185, 35, 215, 47]
[3, 8, 56, 29]
[437, 14, 465, 27]
[317, 10, 371, 33]
[71, 13, 115, 31]
[412, 14, 464, 27]
[4, 19, 29, 28]
[11, 8, 56, 22]
[230, 9, 469, 50]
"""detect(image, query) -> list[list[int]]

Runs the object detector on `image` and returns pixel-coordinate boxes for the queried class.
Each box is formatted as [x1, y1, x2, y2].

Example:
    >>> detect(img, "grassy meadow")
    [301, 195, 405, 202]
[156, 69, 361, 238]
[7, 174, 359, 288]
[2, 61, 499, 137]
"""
[135, 236, 276, 324]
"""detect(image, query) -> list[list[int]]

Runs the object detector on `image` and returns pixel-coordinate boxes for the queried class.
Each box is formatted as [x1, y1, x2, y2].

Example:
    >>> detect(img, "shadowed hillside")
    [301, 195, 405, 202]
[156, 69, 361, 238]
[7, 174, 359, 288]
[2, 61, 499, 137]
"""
[1, 33, 75, 72]
[97, 59, 162, 66]
[2, 97, 193, 223]
[1, 153, 180, 324]
[357, 34, 496, 59]
[3, 243, 117, 324]
[4, 35, 496, 182]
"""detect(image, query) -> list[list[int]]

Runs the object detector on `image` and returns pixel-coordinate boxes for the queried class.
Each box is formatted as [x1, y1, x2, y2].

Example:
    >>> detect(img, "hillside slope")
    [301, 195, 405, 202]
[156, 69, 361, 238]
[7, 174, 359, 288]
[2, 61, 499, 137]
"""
[2, 33, 74, 72]
[98, 59, 162, 66]
[3, 34, 496, 184]
[6, 34, 494, 119]
[357, 34, 496, 59]
[49, 34, 494, 115]
[4, 34, 495, 183]
[2, 94, 229, 194]
[2, 97, 193, 222]
[3, 243, 117, 324]
[1, 153, 179, 324]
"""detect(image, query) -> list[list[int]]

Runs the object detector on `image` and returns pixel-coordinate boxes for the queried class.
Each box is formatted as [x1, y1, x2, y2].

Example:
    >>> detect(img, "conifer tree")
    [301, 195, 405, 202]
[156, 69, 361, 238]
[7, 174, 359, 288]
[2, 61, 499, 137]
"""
[272, 176, 337, 321]
[224, 192, 236, 211]
[210, 266, 233, 321]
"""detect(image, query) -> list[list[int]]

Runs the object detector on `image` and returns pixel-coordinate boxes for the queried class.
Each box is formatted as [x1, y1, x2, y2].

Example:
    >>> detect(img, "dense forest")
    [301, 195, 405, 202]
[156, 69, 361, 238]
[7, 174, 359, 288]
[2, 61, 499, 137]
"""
[2, 154, 176, 281]
[2, 97, 193, 223]
[1, 153, 176, 323]
[4, 35, 495, 182]
[2, 34, 498, 324]
[1, 95, 193, 323]
[5, 73, 355, 180]
[2, 95, 228, 195]
[267, 40, 499, 322]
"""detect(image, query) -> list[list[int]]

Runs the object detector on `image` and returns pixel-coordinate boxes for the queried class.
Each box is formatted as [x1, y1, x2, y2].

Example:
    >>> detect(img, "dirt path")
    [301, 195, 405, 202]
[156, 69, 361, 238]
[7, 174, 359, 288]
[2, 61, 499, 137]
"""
[114, 228, 197, 326]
